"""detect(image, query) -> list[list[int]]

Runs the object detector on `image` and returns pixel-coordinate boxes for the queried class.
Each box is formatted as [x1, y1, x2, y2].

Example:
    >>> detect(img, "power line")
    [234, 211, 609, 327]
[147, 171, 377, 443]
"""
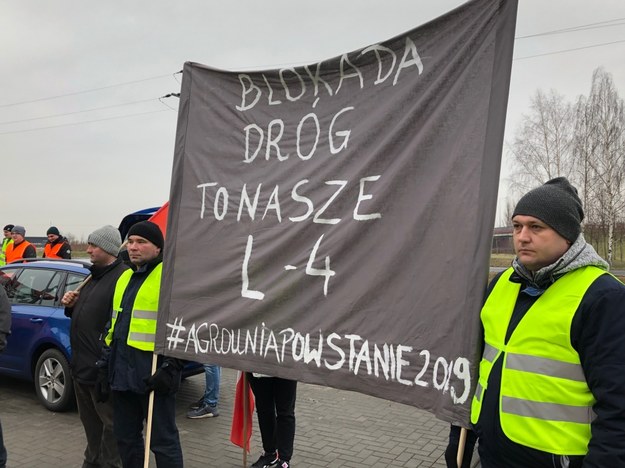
[516, 17, 625, 39]
[0, 97, 159, 125]
[0, 16, 623, 118]
[0, 73, 177, 109]
[0, 109, 170, 135]
[515, 38, 625, 61]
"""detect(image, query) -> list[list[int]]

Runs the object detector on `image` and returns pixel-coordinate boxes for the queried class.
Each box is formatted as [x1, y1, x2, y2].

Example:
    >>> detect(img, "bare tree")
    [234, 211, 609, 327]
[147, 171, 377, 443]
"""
[573, 68, 625, 265]
[497, 196, 516, 227]
[507, 89, 576, 196]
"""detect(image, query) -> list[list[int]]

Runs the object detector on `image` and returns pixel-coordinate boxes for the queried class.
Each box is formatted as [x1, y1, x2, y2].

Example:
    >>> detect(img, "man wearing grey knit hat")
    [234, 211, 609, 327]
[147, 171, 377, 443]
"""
[61, 225, 129, 468]
[460, 177, 625, 467]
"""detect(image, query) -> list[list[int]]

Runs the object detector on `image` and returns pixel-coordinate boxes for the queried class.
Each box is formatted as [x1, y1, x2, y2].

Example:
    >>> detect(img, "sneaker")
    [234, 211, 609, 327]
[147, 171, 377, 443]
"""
[186, 403, 219, 419]
[250, 451, 279, 468]
[188, 397, 204, 410]
[277, 460, 290, 468]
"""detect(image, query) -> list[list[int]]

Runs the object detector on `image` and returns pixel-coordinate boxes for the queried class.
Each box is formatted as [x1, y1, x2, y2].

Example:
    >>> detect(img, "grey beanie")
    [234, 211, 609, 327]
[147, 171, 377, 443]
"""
[512, 177, 584, 243]
[11, 225, 25, 236]
[88, 225, 122, 257]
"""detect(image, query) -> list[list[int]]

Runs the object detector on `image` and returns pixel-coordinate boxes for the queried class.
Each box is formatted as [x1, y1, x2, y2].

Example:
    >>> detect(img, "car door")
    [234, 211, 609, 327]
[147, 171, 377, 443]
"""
[0, 267, 64, 378]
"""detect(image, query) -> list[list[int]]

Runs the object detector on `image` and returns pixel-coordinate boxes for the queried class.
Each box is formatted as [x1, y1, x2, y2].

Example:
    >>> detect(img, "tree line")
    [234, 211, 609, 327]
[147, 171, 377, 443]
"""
[502, 67, 625, 265]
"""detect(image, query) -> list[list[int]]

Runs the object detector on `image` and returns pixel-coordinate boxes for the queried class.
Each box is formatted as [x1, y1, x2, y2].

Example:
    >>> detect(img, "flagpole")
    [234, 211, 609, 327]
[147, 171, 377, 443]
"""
[242, 372, 249, 468]
[456, 427, 467, 467]
[75, 274, 92, 292]
[144, 353, 159, 468]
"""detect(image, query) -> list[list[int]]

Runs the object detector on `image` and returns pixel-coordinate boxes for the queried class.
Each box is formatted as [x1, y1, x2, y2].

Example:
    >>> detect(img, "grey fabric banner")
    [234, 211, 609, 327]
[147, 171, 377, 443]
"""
[157, 0, 517, 423]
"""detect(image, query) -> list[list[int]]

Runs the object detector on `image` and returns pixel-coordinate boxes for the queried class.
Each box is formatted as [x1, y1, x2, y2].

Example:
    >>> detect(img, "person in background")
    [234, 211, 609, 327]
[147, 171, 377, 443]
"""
[0, 225, 14, 266]
[62, 225, 129, 468]
[98, 221, 183, 468]
[465, 177, 625, 467]
[187, 364, 220, 419]
[0, 286, 11, 468]
[247, 374, 297, 468]
[43, 226, 72, 259]
[5, 226, 35, 263]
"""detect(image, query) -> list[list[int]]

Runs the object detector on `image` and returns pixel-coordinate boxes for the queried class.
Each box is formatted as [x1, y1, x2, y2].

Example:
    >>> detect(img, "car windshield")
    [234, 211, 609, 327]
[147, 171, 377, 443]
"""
[4, 268, 62, 306]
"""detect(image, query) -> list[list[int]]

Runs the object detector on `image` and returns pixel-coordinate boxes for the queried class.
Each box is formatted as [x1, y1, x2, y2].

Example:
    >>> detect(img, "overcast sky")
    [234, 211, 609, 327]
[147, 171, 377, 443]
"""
[2, 0, 624, 239]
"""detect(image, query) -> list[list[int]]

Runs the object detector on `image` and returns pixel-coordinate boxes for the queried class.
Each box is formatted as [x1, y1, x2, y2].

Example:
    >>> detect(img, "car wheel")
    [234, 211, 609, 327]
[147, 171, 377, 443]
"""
[34, 348, 75, 412]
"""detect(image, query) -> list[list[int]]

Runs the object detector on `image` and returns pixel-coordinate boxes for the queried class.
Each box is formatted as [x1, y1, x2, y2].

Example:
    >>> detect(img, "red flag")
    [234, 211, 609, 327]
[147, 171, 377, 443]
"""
[148, 202, 169, 238]
[230, 373, 255, 451]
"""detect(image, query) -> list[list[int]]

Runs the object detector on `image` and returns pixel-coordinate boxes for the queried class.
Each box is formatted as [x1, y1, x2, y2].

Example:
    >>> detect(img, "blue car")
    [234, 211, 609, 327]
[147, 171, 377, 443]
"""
[0, 256, 203, 412]
[0, 259, 90, 411]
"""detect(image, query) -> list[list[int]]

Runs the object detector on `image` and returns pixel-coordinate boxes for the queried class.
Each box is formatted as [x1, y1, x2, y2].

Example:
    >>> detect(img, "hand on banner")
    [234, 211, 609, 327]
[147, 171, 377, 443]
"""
[143, 361, 181, 395]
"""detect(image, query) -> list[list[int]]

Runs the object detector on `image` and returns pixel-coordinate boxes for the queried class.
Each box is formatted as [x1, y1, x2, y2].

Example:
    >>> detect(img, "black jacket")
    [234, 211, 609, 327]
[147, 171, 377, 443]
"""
[0, 286, 10, 352]
[65, 258, 129, 384]
[475, 271, 625, 468]
[106, 255, 183, 394]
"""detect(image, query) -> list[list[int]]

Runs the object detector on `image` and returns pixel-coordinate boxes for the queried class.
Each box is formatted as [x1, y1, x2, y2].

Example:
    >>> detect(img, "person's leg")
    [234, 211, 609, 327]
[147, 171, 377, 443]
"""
[273, 378, 297, 462]
[203, 364, 220, 407]
[74, 381, 103, 468]
[0, 417, 7, 468]
[150, 392, 183, 468]
[248, 374, 278, 455]
[112, 391, 145, 468]
[91, 389, 122, 468]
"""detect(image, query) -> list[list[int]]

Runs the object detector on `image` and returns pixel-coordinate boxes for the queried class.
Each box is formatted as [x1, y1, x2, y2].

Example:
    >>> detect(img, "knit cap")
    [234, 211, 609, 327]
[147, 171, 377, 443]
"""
[88, 225, 122, 257]
[47, 226, 60, 236]
[11, 225, 25, 236]
[3, 224, 14, 232]
[512, 177, 584, 243]
[127, 221, 164, 250]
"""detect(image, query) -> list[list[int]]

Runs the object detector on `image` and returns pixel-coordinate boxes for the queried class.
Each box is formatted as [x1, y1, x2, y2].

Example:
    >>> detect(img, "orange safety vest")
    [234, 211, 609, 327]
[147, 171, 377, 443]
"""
[44, 242, 64, 259]
[6, 240, 33, 263]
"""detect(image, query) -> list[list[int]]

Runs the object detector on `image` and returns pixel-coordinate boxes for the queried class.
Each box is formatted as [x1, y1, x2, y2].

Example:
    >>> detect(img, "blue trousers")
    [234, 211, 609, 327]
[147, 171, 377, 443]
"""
[201, 364, 221, 407]
[112, 390, 183, 468]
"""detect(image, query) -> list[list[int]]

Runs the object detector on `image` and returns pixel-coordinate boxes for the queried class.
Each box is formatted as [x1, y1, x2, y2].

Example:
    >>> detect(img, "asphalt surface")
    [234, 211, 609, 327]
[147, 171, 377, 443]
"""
[0, 367, 466, 467]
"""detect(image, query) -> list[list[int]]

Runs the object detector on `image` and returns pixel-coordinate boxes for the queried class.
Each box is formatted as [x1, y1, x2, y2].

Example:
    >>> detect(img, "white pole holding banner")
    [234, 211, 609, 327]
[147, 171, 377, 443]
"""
[144, 353, 159, 468]
[456, 427, 467, 467]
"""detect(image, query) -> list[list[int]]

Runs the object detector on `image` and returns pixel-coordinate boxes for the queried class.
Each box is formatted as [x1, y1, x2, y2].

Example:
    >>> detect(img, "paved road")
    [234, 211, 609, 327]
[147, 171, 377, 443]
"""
[1, 368, 463, 467]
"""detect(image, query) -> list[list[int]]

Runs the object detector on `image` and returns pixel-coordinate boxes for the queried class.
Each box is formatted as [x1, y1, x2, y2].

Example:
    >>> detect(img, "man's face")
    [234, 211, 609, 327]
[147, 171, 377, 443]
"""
[3, 230, 11, 239]
[512, 215, 570, 272]
[11, 232, 23, 243]
[86, 243, 112, 267]
[126, 235, 160, 266]
[47, 234, 59, 243]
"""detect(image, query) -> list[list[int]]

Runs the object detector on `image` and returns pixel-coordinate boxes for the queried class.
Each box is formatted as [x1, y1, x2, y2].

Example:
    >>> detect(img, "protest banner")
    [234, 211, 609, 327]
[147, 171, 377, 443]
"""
[156, 0, 517, 423]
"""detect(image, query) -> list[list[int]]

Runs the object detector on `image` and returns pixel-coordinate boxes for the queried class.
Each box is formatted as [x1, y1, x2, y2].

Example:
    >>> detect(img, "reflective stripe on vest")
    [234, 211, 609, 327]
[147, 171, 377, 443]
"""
[6, 241, 32, 263]
[471, 266, 606, 455]
[105, 263, 162, 351]
[0, 238, 11, 265]
[44, 242, 64, 258]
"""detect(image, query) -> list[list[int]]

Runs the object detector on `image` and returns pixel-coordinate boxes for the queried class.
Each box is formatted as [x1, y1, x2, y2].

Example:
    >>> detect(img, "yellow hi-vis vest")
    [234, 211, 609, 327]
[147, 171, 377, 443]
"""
[105, 263, 162, 351]
[0, 238, 12, 265]
[471, 266, 606, 455]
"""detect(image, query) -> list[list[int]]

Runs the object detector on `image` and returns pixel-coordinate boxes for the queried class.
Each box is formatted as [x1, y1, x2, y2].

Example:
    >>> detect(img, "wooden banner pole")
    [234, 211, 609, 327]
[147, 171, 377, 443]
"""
[143, 353, 159, 468]
[242, 372, 249, 468]
[456, 427, 467, 467]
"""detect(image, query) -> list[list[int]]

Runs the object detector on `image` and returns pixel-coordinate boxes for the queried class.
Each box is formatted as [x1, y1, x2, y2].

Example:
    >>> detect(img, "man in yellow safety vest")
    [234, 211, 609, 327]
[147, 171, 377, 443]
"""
[463, 177, 625, 467]
[0, 225, 14, 266]
[96, 221, 183, 468]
